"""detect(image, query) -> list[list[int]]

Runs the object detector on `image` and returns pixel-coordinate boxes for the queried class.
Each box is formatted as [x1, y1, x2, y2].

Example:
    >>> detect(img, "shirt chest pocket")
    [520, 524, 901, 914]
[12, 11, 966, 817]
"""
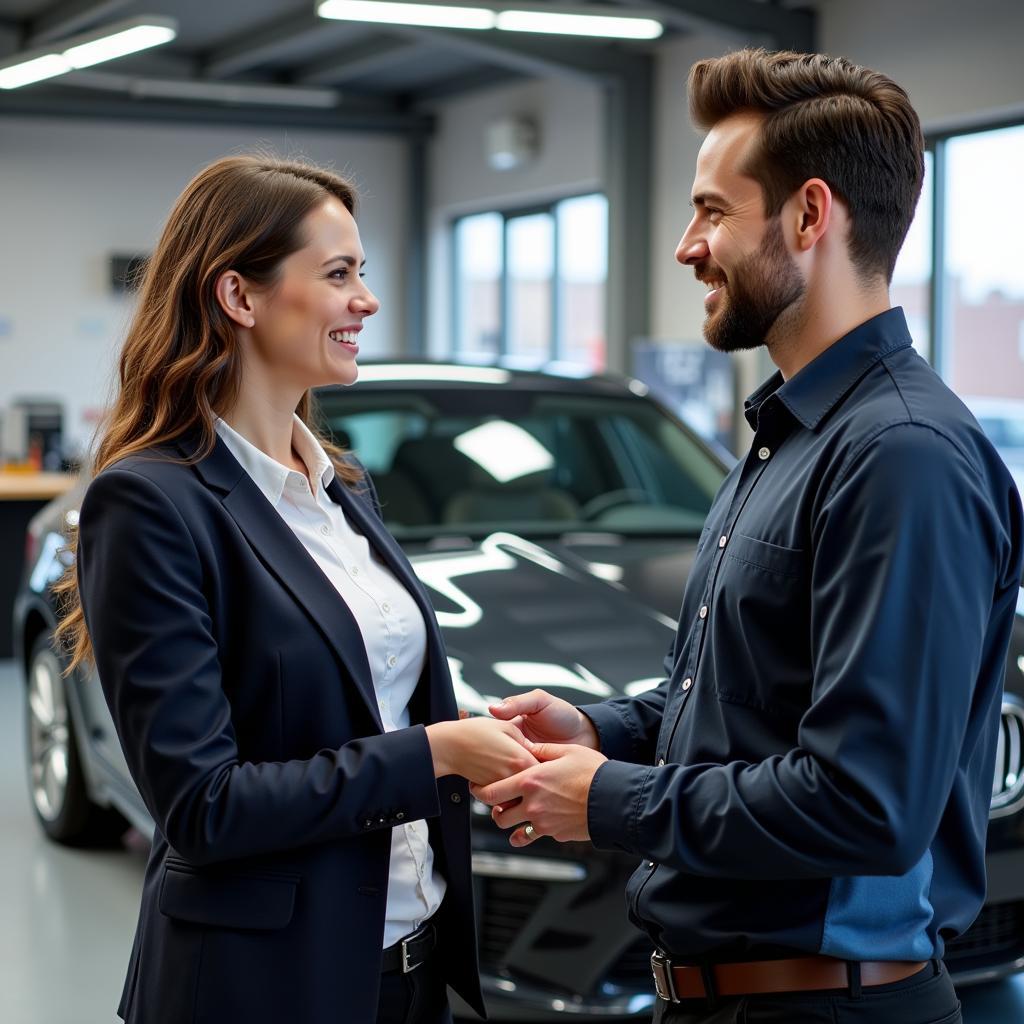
[712, 533, 810, 716]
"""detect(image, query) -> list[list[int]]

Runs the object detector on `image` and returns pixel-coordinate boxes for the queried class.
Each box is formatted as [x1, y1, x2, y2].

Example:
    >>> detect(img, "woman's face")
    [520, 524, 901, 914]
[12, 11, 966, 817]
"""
[247, 197, 379, 390]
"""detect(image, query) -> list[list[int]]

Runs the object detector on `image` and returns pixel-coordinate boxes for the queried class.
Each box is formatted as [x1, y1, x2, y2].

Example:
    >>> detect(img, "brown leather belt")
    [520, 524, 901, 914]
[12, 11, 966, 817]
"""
[650, 951, 927, 1002]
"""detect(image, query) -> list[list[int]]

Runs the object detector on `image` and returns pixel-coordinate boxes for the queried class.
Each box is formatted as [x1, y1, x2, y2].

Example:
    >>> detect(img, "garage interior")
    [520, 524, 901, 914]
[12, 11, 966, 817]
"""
[2, 0, 1024, 1021]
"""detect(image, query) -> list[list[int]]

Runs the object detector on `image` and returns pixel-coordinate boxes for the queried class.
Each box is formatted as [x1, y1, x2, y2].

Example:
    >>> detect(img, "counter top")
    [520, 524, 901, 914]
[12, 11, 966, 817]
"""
[0, 472, 79, 501]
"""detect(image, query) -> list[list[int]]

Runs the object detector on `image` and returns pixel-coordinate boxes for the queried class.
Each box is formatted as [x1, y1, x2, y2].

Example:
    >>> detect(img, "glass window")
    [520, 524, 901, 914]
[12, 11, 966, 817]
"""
[506, 213, 554, 365]
[941, 124, 1024, 402]
[455, 212, 502, 360]
[891, 151, 933, 359]
[451, 194, 607, 369]
[557, 194, 608, 372]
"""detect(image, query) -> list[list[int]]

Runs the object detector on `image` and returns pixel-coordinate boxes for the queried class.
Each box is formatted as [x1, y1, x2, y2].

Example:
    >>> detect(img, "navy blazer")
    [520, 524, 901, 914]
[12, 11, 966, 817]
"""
[76, 433, 485, 1024]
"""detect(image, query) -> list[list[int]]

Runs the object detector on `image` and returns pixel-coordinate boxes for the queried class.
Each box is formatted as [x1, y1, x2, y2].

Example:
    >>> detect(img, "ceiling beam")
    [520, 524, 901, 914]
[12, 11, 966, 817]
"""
[0, 87, 435, 135]
[295, 36, 416, 86]
[203, 11, 342, 79]
[619, 0, 815, 51]
[384, 24, 648, 83]
[28, 0, 132, 46]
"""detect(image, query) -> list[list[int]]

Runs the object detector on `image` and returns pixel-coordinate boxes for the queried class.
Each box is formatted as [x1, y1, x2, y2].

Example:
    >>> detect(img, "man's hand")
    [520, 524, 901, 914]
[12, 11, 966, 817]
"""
[488, 689, 600, 749]
[470, 742, 608, 846]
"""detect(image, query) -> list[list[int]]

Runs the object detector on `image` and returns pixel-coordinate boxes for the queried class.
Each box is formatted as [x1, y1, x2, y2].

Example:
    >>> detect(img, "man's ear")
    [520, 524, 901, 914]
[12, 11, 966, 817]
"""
[791, 177, 833, 253]
[215, 269, 256, 329]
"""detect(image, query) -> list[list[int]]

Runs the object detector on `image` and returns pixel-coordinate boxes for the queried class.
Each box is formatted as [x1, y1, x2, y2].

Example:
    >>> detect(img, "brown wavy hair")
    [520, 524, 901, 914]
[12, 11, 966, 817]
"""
[688, 48, 925, 282]
[55, 154, 363, 673]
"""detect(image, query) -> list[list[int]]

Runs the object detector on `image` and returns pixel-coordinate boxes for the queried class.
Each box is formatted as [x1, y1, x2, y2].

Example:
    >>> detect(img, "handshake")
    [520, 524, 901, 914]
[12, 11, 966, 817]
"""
[425, 690, 608, 847]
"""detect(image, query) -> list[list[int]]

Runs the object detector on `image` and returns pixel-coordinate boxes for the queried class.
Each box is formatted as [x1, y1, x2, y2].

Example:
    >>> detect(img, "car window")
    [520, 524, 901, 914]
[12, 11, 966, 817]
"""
[315, 387, 726, 539]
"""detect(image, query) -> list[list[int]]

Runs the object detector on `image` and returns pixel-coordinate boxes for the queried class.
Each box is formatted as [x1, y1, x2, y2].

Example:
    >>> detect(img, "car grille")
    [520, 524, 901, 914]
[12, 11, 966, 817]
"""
[946, 900, 1024, 965]
[991, 697, 1024, 818]
[478, 876, 547, 971]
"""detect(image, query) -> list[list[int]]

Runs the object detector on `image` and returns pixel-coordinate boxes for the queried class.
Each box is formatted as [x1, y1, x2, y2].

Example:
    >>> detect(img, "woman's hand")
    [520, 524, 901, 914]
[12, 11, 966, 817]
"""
[425, 716, 538, 786]
[487, 689, 600, 749]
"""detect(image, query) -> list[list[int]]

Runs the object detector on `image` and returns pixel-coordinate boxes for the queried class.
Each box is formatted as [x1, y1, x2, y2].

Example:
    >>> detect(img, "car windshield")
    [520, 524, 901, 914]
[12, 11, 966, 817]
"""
[315, 386, 727, 540]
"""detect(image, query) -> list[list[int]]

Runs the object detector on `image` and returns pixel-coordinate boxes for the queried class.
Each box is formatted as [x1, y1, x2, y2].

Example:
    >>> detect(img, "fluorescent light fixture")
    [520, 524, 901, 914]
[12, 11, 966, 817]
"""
[318, 0, 496, 30]
[63, 20, 177, 70]
[130, 77, 339, 108]
[356, 364, 511, 384]
[453, 420, 554, 483]
[0, 15, 177, 90]
[0, 53, 70, 89]
[497, 9, 663, 39]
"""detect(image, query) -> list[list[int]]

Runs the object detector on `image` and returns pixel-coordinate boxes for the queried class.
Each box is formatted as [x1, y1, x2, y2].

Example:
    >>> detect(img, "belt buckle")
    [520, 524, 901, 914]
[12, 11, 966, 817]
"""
[650, 951, 679, 1003]
[401, 925, 427, 974]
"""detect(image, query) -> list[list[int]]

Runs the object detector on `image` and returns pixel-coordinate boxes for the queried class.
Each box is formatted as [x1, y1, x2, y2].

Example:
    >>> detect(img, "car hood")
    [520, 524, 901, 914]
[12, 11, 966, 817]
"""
[404, 532, 693, 709]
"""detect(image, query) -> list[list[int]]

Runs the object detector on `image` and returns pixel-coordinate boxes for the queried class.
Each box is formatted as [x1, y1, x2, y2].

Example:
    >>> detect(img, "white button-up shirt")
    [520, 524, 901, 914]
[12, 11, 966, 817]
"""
[215, 415, 446, 948]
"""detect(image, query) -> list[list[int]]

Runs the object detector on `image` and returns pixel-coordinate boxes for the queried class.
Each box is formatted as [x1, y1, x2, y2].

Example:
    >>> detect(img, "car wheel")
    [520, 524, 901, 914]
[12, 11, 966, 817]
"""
[25, 635, 127, 846]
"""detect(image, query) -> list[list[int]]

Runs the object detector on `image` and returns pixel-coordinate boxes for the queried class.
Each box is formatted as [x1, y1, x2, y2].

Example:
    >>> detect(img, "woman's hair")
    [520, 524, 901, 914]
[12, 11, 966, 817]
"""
[688, 48, 925, 282]
[55, 154, 362, 673]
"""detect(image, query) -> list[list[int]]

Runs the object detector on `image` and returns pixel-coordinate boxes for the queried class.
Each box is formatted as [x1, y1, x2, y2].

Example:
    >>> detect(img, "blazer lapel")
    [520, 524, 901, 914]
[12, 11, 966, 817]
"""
[182, 435, 385, 732]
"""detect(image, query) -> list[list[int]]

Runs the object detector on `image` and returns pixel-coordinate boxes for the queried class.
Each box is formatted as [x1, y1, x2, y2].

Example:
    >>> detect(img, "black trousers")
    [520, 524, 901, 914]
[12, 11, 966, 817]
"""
[376, 963, 452, 1024]
[652, 960, 961, 1024]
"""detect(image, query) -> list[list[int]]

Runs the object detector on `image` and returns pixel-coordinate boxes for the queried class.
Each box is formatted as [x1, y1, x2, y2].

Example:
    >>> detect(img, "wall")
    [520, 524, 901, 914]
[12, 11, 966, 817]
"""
[0, 118, 407, 457]
[424, 75, 603, 357]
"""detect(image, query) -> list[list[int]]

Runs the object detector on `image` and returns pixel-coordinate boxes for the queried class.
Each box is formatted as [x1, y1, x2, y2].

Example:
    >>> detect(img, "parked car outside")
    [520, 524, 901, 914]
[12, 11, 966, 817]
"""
[15, 362, 1024, 1020]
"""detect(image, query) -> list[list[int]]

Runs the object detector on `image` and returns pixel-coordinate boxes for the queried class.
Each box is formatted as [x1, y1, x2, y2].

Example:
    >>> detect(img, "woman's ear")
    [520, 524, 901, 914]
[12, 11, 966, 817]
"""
[215, 269, 256, 329]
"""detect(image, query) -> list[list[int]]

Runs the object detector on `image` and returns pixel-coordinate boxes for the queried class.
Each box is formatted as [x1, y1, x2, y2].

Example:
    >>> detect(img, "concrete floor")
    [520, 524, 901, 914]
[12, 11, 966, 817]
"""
[2, 659, 1024, 1023]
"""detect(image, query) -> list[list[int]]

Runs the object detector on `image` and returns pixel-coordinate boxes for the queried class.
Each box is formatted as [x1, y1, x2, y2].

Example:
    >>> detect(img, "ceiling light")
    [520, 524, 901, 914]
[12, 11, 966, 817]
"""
[63, 20, 178, 70]
[496, 9, 663, 39]
[0, 16, 177, 90]
[318, 0, 496, 30]
[0, 54, 71, 90]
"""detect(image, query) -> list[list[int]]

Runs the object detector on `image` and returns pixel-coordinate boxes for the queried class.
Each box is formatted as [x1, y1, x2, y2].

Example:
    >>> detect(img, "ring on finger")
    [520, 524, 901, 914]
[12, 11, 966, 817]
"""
[523, 822, 537, 840]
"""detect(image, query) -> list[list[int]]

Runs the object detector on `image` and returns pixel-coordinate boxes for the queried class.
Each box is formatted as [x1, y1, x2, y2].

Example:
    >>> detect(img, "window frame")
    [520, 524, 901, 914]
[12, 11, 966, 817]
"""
[450, 192, 607, 366]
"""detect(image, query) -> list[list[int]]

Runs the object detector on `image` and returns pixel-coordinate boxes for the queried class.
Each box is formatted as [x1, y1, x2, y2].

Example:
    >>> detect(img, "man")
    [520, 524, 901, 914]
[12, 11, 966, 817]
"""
[473, 48, 1024, 1024]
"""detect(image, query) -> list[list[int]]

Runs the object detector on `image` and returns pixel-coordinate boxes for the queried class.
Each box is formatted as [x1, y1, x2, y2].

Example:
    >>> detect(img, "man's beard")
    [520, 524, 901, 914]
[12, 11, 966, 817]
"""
[699, 218, 805, 353]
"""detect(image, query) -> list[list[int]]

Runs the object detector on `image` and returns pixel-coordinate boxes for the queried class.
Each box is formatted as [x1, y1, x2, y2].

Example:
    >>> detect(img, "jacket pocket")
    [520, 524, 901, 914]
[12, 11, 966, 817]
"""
[159, 860, 300, 931]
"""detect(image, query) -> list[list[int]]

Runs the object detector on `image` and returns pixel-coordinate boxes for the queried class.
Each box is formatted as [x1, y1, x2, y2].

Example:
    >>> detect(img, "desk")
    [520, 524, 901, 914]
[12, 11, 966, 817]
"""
[1, 473, 78, 659]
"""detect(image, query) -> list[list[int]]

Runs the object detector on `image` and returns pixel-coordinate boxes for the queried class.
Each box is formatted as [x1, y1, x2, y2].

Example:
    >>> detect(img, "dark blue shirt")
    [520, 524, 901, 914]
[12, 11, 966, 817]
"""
[583, 308, 1024, 963]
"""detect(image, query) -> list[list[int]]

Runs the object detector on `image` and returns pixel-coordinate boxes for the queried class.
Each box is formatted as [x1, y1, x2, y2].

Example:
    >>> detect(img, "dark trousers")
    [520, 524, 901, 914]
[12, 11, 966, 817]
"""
[376, 963, 452, 1024]
[652, 960, 961, 1024]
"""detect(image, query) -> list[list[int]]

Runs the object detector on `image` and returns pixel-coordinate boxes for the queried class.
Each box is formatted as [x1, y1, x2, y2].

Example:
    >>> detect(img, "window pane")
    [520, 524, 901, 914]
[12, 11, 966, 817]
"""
[455, 212, 502, 360]
[557, 194, 608, 372]
[941, 124, 1024, 400]
[891, 151, 932, 359]
[506, 212, 554, 365]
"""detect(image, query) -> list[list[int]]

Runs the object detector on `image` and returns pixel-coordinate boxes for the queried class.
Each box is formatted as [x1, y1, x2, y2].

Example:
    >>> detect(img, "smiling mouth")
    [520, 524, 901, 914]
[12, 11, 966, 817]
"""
[329, 329, 359, 346]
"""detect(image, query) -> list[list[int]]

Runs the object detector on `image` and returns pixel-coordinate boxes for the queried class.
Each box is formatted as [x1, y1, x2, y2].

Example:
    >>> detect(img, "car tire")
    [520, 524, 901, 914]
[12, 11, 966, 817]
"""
[24, 635, 127, 846]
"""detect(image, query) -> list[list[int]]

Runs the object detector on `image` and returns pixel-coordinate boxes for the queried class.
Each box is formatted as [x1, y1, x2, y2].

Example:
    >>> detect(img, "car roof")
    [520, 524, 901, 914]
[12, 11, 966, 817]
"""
[316, 360, 649, 399]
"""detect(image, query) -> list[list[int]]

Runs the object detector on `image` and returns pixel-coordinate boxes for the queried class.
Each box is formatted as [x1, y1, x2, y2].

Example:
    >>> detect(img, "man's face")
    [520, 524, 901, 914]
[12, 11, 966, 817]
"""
[676, 112, 805, 352]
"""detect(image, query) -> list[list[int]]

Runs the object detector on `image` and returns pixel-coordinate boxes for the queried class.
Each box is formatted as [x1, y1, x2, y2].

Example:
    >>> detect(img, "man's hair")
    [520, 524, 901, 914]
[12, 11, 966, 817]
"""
[688, 48, 924, 282]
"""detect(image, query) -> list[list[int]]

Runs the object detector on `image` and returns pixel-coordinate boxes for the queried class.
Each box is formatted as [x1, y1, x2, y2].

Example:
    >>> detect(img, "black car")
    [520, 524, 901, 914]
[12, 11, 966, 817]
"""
[14, 362, 1024, 1020]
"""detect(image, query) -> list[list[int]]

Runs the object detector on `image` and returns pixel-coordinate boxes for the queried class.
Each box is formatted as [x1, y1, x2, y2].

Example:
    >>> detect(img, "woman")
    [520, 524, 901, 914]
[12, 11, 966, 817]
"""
[55, 154, 536, 1024]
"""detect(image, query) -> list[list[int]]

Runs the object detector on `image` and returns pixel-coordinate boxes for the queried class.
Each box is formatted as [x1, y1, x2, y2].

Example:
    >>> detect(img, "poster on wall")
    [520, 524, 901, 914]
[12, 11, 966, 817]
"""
[631, 340, 737, 457]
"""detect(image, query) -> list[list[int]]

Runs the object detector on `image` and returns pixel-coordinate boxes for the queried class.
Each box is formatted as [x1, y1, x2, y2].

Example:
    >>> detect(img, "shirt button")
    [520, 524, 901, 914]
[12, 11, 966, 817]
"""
[382, 602, 391, 613]
[682, 677, 693, 690]
[396, 811, 405, 821]
[451, 793, 462, 804]
[718, 535, 728, 548]
[648, 861, 655, 868]
[657, 758, 665, 766]
[387, 654, 397, 669]
[351, 565, 359, 575]
[320, 524, 330, 536]
[699, 605, 708, 619]
[758, 446, 771, 461]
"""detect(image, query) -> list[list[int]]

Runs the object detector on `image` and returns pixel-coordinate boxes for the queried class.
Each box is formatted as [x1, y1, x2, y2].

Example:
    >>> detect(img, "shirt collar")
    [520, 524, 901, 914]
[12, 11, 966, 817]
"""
[744, 307, 915, 432]
[213, 415, 335, 506]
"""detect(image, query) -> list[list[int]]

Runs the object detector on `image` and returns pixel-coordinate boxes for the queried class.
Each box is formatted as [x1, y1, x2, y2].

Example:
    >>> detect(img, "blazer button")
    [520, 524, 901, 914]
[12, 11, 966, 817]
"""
[396, 811, 405, 821]
[450, 793, 462, 804]
[363, 819, 373, 829]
